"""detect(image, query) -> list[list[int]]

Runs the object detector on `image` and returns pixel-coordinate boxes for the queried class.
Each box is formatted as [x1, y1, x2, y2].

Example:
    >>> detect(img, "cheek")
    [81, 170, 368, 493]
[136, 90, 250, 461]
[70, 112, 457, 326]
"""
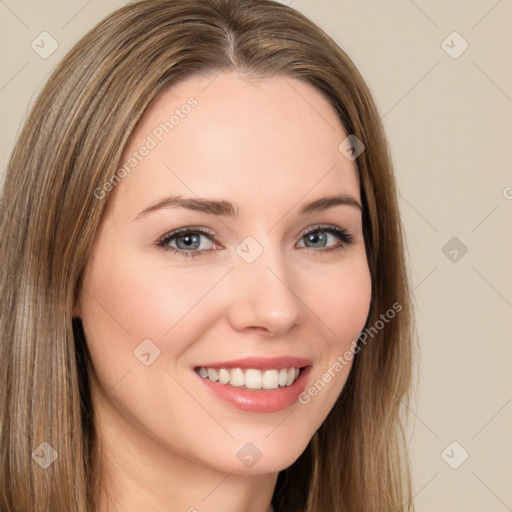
[289, 263, 371, 430]
[80, 248, 231, 375]
[304, 256, 372, 348]
[295, 256, 371, 409]
[332, 269, 371, 343]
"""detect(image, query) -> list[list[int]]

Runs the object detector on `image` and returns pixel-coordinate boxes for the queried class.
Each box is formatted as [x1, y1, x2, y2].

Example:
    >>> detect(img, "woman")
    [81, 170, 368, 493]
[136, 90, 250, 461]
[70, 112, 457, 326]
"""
[0, 0, 416, 511]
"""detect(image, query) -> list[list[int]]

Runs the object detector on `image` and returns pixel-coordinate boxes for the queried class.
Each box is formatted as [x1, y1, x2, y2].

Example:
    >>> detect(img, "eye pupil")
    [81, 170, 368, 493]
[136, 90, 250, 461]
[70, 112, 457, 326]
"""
[306, 231, 327, 248]
[177, 233, 200, 249]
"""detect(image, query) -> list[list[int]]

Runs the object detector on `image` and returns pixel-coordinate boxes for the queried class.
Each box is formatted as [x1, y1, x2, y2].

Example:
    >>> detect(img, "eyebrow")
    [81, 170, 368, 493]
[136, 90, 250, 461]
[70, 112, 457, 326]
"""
[133, 193, 362, 221]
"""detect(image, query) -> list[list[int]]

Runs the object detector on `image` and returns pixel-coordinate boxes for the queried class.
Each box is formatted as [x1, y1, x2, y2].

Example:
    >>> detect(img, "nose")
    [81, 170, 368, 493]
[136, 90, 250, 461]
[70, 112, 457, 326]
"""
[226, 247, 302, 336]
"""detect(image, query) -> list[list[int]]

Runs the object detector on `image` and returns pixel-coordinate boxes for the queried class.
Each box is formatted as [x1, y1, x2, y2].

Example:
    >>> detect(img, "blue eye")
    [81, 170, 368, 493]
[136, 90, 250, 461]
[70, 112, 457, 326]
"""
[156, 224, 354, 259]
[297, 225, 354, 253]
[157, 227, 216, 259]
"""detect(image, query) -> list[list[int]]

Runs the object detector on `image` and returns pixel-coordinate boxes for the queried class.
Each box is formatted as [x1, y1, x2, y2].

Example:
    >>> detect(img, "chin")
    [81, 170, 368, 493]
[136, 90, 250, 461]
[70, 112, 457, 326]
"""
[211, 433, 312, 475]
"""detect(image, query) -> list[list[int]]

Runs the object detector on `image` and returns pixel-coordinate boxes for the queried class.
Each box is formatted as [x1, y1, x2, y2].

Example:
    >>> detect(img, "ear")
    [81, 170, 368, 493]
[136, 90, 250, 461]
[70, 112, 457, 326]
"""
[73, 297, 82, 318]
[73, 275, 87, 318]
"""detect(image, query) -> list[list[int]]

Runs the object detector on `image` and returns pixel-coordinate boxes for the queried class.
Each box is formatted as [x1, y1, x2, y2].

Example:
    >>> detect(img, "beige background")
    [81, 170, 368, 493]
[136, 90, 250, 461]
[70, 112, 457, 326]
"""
[1, 1, 511, 510]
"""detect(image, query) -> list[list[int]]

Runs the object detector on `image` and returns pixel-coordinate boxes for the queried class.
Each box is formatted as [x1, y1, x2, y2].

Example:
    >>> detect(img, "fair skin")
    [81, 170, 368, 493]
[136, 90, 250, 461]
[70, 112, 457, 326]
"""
[74, 71, 372, 512]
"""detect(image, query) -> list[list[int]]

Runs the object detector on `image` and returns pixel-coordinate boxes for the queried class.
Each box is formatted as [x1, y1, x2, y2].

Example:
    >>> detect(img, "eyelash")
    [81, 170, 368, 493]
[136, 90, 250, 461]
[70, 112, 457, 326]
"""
[156, 224, 354, 260]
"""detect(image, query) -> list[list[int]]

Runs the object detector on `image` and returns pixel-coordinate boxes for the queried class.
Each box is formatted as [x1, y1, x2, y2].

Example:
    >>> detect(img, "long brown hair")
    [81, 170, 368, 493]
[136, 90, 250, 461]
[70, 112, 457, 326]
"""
[0, 1, 416, 510]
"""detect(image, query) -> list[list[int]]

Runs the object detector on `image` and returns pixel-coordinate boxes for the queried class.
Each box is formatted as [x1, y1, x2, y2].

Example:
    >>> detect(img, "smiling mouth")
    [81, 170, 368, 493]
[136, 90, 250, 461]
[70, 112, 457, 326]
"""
[194, 366, 306, 390]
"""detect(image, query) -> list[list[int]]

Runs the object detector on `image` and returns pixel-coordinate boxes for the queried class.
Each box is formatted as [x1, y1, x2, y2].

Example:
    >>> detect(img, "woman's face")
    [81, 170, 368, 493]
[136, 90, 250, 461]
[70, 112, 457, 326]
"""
[76, 71, 372, 475]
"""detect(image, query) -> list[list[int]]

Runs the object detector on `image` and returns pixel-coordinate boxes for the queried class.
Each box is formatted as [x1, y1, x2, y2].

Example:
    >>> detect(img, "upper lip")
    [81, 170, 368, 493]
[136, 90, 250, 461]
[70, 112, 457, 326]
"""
[194, 356, 312, 370]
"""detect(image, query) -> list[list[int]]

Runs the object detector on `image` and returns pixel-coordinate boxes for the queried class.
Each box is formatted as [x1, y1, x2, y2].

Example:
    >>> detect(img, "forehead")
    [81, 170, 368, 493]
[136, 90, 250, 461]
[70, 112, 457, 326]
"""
[110, 72, 360, 216]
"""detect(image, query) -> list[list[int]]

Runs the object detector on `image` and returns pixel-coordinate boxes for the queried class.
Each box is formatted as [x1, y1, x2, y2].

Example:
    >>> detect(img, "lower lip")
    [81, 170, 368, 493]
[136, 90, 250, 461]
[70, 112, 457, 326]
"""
[195, 366, 312, 413]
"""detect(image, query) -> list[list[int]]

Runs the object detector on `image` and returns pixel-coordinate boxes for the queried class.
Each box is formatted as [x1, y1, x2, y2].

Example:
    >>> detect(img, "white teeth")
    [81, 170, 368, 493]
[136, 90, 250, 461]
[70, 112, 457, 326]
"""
[229, 368, 245, 387]
[262, 370, 279, 390]
[244, 369, 262, 389]
[207, 368, 219, 382]
[218, 368, 230, 384]
[197, 366, 302, 389]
